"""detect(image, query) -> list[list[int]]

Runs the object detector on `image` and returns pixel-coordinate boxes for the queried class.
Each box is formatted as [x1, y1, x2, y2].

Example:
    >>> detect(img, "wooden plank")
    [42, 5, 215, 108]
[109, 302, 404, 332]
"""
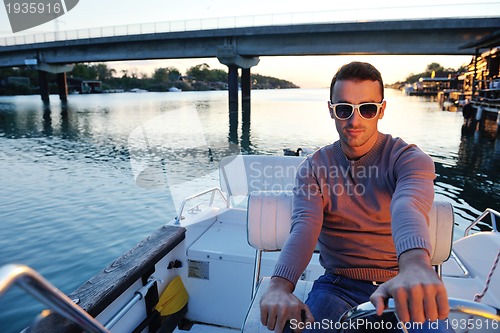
[28, 225, 186, 333]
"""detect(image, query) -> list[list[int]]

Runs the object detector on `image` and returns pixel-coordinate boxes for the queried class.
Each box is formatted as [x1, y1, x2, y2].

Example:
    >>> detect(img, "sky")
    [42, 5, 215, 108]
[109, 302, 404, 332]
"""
[1, 0, 498, 88]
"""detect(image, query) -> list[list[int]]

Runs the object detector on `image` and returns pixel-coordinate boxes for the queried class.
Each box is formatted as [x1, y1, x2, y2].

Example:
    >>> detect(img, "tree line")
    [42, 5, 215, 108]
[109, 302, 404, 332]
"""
[386, 62, 468, 89]
[0, 62, 299, 95]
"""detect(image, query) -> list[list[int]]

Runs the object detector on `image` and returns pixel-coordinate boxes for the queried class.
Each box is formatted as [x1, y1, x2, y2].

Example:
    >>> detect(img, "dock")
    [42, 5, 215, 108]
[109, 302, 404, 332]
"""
[461, 34, 500, 138]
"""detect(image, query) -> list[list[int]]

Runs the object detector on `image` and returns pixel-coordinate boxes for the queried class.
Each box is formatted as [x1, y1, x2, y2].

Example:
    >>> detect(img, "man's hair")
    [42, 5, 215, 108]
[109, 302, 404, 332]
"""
[329, 61, 384, 101]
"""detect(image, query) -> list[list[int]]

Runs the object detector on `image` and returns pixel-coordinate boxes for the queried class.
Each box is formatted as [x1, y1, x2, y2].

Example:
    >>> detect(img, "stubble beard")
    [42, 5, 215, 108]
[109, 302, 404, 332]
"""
[341, 126, 370, 148]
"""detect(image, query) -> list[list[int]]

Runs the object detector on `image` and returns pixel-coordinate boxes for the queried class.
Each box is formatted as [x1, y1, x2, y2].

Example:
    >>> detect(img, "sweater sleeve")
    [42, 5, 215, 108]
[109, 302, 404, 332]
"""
[272, 157, 324, 287]
[390, 145, 436, 258]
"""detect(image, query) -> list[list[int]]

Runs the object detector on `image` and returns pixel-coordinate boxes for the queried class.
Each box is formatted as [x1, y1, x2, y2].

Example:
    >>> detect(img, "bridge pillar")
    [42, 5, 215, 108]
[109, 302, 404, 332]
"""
[36, 63, 74, 102]
[217, 47, 259, 144]
[217, 45, 259, 105]
[241, 99, 251, 152]
[56, 72, 68, 101]
[229, 100, 239, 145]
[38, 70, 50, 102]
[241, 68, 251, 102]
[228, 65, 239, 104]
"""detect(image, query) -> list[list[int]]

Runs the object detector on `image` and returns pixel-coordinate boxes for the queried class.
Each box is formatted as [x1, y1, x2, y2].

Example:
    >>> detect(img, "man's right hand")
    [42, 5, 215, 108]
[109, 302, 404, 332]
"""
[259, 276, 314, 333]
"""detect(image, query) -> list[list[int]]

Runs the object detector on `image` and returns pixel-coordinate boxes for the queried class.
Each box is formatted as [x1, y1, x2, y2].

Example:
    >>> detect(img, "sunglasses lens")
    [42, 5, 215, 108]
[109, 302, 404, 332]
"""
[335, 104, 353, 119]
[359, 104, 379, 119]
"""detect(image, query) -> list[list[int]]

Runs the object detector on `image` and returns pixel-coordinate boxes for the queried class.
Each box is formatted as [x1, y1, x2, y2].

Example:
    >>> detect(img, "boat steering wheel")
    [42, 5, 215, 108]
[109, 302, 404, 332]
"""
[338, 298, 500, 332]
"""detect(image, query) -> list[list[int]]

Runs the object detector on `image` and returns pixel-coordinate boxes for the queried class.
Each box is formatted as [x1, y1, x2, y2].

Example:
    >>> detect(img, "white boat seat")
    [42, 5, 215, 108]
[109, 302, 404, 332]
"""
[246, 191, 454, 265]
[428, 201, 455, 266]
[242, 190, 455, 332]
[247, 190, 295, 251]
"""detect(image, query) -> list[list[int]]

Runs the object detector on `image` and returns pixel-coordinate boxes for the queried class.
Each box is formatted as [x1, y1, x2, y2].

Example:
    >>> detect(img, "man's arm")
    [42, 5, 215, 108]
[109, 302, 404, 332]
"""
[260, 277, 314, 333]
[370, 248, 449, 323]
[372, 145, 449, 323]
[260, 158, 322, 332]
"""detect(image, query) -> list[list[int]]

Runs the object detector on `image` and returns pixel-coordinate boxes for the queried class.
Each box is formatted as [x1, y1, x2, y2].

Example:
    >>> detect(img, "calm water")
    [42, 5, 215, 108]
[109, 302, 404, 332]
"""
[0, 89, 499, 332]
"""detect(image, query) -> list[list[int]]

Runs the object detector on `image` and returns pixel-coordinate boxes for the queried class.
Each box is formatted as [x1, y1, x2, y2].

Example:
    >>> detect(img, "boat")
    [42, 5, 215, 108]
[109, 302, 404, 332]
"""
[408, 76, 458, 97]
[130, 88, 148, 93]
[1, 155, 499, 332]
[460, 46, 500, 136]
[463, 47, 500, 113]
[437, 89, 470, 112]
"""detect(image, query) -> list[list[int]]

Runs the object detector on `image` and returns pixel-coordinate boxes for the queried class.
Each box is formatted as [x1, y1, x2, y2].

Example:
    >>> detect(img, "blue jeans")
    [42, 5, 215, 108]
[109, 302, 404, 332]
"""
[288, 273, 454, 333]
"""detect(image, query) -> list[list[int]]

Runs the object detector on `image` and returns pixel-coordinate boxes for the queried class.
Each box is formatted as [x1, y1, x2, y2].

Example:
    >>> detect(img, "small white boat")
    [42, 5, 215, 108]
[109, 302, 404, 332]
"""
[130, 88, 148, 93]
[1, 155, 499, 333]
[169, 87, 182, 92]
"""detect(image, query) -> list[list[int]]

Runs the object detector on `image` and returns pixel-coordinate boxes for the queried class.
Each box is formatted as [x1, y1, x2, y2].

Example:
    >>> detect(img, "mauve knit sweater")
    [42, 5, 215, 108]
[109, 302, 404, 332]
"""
[273, 132, 436, 286]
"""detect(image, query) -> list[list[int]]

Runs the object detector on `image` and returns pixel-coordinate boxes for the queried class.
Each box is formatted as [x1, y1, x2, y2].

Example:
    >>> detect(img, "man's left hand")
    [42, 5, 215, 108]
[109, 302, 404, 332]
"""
[369, 248, 450, 323]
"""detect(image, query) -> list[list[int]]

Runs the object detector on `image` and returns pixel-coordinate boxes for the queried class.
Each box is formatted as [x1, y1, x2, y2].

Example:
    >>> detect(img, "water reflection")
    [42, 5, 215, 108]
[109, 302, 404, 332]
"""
[0, 99, 80, 140]
[42, 102, 52, 137]
[228, 101, 239, 145]
[0, 92, 497, 216]
[241, 100, 253, 154]
[434, 130, 499, 231]
[227, 100, 254, 154]
[59, 102, 72, 140]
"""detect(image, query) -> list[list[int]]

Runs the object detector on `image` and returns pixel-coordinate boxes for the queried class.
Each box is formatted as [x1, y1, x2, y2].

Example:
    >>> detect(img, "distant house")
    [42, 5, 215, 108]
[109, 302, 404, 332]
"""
[0, 76, 31, 87]
[207, 81, 228, 90]
[410, 72, 460, 96]
[178, 75, 196, 84]
[68, 77, 102, 93]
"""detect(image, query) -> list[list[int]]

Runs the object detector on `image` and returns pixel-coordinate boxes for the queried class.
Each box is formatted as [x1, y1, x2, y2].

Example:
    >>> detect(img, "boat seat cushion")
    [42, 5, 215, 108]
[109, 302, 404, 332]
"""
[219, 155, 305, 197]
[428, 201, 454, 265]
[242, 277, 313, 332]
[247, 190, 454, 266]
[247, 190, 294, 251]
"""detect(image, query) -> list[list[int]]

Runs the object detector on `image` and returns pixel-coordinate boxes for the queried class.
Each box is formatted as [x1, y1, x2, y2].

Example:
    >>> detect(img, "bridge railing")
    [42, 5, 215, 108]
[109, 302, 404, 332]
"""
[0, 2, 499, 47]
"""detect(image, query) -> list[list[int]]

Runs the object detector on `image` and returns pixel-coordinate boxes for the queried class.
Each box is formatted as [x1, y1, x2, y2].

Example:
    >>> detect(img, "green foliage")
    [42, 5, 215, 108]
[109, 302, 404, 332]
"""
[404, 62, 465, 84]
[426, 62, 444, 73]
[0, 82, 33, 95]
[70, 63, 115, 81]
[184, 65, 298, 89]
[1, 62, 298, 95]
[152, 67, 181, 83]
[252, 73, 299, 89]
[210, 69, 228, 83]
[186, 63, 210, 80]
[94, 64, 116, 81]
[186, 63, 227, 83]
[0, 66, 39, 86]
[70, 63, 97, 80]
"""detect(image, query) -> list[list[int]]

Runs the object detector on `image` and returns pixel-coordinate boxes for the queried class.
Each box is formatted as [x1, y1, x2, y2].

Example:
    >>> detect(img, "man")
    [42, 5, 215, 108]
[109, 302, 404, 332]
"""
[259, 62, 450, 332]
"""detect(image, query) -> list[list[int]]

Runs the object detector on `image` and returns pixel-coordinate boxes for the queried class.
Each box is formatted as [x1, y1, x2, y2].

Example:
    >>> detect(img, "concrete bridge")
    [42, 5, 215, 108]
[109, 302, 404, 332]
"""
[0, 16, 499, 103]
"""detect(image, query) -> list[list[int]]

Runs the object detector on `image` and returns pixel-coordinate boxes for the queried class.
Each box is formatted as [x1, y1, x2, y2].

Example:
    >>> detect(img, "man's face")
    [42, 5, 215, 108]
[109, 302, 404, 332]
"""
[330, 79, 385, 151]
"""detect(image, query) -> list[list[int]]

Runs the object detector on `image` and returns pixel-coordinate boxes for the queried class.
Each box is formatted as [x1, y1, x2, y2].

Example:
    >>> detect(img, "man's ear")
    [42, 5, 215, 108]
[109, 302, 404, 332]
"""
[327, 101, 335, 119]
[379, 100, 386, 119]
